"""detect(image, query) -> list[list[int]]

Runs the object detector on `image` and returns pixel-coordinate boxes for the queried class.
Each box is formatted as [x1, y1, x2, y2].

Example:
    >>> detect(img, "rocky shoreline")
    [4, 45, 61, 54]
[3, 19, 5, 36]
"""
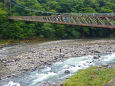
[0, 39, 115, 81]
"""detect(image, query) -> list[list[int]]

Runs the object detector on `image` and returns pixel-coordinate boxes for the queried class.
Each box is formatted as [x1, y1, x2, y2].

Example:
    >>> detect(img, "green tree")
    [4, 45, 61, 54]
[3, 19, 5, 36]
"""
[40, 23, 55, 38]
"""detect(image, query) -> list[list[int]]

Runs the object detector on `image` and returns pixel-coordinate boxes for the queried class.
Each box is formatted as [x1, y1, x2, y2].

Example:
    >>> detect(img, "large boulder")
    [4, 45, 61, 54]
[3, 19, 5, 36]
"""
[64, 70, 70, 74]
[93, 56, 99, 59]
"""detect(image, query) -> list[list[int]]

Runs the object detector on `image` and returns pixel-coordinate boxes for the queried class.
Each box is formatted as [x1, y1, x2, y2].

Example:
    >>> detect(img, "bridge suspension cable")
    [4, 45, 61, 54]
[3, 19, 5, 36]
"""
[11, 0, 59, 14]
[11, 0, 115, 16]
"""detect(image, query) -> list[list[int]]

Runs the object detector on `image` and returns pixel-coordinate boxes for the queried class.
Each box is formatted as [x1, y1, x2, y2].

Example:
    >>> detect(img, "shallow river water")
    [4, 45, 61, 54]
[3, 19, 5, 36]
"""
[0, 53, 115, 86]
[0, 41, 115, 86]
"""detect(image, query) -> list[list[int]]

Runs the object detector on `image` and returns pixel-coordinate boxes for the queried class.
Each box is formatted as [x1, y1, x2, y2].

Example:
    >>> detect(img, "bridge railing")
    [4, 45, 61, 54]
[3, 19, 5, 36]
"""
[8, 14, 115, 28]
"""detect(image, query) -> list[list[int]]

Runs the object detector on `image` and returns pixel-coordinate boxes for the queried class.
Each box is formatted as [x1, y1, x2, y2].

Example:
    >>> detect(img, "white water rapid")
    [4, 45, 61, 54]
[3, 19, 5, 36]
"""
[1, 53, 115, 86]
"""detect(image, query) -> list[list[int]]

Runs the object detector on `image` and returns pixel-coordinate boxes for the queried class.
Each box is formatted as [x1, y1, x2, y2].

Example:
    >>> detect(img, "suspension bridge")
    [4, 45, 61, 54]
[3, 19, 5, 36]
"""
[5, 0, 115, 29]
[8, 14, 115, 28]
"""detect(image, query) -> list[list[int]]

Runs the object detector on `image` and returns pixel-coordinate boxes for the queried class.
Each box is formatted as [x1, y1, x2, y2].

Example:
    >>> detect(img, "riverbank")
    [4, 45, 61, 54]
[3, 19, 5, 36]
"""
[63, 65, 115, 86]
[0, 38, 54, 48]
[0, 39, 115, 80]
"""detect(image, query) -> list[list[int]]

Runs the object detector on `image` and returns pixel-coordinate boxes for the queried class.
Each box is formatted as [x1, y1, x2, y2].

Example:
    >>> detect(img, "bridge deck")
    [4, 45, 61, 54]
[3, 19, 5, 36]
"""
[8, 15, 115, 29]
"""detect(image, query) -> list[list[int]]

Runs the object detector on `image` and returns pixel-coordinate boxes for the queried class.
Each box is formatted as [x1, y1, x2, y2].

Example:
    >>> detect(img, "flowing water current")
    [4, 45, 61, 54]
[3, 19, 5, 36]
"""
[0, 42, 115, 86]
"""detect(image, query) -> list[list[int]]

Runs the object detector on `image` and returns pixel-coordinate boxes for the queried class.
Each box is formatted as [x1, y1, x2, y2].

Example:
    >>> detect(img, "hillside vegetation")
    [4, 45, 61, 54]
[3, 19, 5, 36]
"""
[0, 0, 115, 39]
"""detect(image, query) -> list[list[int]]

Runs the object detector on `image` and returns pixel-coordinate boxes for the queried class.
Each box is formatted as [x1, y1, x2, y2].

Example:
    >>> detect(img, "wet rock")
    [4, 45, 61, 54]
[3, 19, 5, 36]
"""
[11, 74, 16, 77]
[93, 56, 99, 59]
[64, 70, 70, 74]
[32, 67, 37, 71]
[71, 65, 75, 67]
[89, 61, 93, 63]
[7, 75, 11, 78]
[78, 65, 81, 67]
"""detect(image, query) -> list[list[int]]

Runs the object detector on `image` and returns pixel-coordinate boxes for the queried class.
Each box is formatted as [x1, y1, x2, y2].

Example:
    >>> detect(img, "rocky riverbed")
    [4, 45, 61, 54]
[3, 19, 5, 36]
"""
[0, 39, 115, 81]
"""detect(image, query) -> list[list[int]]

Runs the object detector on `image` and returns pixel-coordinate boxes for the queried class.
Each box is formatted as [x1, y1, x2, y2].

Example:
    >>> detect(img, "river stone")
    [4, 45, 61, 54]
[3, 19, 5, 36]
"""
[37, 82, 52, 86]
[22, 69, 29, 72]
[106, 65, 112, 68]
[102, 65, 112, 68]
[7, 75, 11, 78]
[32, 67, 37, 71]
[18, 65, 21, 67]
[26, 57, 31, 59]
[30, 61, 34, 64]
[71, 65, 75, 67]
[14, 58, 21, 62]
[31, 51, 36, 53]
[93, 50, 100, 53]
[46, 61, 52, 65]
[93, 56, 99, 59]
[54, 56, 59, 59]
[37, 82, 62, 86]
[64, 70, 70, 74]
[78, 65, 81, 67]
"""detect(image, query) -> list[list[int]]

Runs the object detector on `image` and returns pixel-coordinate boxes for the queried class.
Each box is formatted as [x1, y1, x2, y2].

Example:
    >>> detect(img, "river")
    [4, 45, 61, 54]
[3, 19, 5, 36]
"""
[0, 40, 115, 86]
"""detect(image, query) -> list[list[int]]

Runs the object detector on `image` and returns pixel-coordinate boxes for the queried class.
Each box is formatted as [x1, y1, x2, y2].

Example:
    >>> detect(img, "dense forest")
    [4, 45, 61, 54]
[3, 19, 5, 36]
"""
[0, 0, 115, 39]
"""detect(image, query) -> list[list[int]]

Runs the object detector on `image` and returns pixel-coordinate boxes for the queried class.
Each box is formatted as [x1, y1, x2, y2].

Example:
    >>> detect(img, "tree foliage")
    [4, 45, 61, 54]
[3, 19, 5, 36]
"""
[0, 0, 115, 39]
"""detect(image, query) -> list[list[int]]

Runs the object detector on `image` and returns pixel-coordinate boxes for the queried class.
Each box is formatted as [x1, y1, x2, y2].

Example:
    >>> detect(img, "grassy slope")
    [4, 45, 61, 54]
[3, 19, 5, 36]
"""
[63, 66, 115, 86]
